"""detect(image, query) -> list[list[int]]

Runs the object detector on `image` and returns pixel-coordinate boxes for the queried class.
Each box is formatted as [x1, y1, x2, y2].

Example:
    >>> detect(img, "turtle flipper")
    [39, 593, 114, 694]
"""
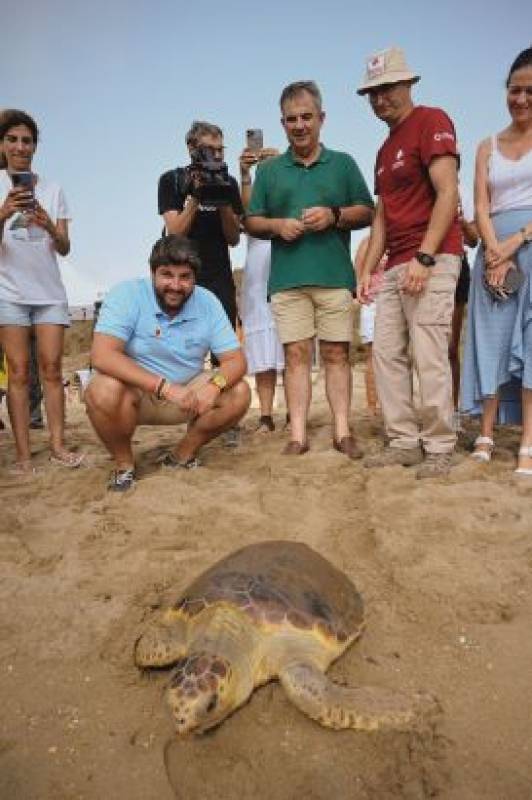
[135, 616, 188, 668]
[279, 662, 437, 731]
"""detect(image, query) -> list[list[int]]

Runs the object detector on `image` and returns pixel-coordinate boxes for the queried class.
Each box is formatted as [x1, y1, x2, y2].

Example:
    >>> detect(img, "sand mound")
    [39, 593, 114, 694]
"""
[1, 373, 531, 799]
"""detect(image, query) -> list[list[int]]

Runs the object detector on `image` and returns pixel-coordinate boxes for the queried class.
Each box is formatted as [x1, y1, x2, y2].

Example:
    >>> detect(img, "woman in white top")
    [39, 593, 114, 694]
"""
[0, 109, 83, 472]
[461, 48, 532, 474]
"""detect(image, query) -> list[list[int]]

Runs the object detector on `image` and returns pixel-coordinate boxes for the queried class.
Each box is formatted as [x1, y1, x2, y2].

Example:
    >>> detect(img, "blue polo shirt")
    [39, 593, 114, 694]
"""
[95, 278, 239, 384]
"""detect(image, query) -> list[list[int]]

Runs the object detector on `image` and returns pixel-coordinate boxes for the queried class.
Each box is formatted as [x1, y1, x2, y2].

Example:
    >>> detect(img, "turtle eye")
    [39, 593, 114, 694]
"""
[206, 694, 218, 713]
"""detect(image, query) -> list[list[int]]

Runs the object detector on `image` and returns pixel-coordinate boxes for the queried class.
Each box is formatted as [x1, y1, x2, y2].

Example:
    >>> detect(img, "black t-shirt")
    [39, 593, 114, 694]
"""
[158, 169, 243, 294]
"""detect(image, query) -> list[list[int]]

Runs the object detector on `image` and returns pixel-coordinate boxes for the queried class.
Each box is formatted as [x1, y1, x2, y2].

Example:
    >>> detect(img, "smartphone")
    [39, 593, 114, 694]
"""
[246, 129, 263, 152]
[11, 172, 35, 209]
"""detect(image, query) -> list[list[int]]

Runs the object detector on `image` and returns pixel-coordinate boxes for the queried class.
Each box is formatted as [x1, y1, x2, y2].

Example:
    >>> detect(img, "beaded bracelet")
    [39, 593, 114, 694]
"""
[154, 377, 167, 399]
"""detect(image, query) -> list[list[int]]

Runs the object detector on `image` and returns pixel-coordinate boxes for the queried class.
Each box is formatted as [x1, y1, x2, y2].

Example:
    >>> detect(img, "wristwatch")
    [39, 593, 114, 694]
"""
[415, 251, 436, 267]
[330, 206, 341, 228]
[521, 227, 532, 245]
[210, 371, 228, 391]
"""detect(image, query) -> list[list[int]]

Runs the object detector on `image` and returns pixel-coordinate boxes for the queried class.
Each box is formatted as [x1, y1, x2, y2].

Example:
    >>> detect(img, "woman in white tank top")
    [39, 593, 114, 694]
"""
[461, 47, 532, 475]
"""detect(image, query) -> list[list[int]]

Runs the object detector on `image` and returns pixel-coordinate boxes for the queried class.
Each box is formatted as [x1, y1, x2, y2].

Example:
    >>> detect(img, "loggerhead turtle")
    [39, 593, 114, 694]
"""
[135, 540, 433, 734]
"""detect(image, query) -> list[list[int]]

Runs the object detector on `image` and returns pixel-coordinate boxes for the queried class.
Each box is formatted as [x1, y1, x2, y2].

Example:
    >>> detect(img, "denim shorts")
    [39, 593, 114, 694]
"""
[0, 300, 70, 326]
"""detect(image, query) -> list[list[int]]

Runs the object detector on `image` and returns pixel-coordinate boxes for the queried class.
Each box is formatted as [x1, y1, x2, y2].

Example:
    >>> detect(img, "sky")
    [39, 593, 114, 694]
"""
[2, 0, 531, 305]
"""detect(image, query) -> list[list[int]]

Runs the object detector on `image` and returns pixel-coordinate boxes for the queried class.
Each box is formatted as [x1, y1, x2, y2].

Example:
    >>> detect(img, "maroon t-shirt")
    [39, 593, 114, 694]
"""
[375, 105, 462, 268]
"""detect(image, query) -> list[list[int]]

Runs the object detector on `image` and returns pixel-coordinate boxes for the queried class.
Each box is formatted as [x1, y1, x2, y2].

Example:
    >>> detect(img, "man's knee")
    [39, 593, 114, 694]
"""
[284, 340, 313, 367]
[227, 379, 251, 413]
[85, 374, 133, 414]
[319, 340, 349, 365]
[39, 359, 62, 383]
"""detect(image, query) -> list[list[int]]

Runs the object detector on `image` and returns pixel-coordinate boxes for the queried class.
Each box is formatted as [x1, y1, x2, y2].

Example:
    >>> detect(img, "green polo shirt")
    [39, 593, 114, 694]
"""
[247, 146, 374, 295]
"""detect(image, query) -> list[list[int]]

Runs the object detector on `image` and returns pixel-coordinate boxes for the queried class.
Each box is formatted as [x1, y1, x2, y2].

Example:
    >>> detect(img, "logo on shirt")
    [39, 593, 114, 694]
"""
[391, 148, 405, 170]
[377, 166, 385, 176]
[154, 326, 162, 338]
[434, 131, 455, 142]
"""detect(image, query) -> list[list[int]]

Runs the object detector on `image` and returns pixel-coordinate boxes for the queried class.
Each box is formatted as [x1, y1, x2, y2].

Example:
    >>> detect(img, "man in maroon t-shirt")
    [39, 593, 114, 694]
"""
[356, 47, 462, 479]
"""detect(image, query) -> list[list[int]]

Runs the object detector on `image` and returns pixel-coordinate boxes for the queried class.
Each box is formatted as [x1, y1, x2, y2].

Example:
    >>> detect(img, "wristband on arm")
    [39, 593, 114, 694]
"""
[154, 377, 167, 399]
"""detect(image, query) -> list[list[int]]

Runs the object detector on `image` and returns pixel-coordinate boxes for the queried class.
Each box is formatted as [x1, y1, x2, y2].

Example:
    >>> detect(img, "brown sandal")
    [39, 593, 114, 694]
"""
[333, 436, 363, 460]
[282, 441, 309, 456]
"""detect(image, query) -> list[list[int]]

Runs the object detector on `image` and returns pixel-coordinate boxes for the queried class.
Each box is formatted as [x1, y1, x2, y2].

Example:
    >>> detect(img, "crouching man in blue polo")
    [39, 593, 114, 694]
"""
[85, 234, 251, 491]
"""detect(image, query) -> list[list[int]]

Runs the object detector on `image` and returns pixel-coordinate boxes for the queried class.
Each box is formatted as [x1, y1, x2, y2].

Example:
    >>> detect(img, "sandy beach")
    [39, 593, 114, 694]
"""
[1, 322, 532, 800]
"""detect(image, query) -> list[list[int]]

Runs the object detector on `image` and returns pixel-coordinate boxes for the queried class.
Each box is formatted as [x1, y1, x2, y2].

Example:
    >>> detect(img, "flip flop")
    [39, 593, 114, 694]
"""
[49, 451, 85, 468]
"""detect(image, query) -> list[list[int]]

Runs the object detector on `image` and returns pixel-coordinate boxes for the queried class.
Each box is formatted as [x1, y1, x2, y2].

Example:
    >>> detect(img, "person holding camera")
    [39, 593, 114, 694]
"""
[0, 108, 83, 474]
[246, 81, 374, 457]
[158, 121, 243, 330]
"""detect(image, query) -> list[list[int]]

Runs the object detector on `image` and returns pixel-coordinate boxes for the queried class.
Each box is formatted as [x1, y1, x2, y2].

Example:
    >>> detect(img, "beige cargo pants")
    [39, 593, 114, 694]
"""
[373, 255, 460, 454]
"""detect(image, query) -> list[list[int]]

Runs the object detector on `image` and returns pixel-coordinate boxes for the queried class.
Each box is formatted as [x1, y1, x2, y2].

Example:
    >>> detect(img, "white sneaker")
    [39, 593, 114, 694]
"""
[470, 436, 494, 463]
[515, 445, 532, 476]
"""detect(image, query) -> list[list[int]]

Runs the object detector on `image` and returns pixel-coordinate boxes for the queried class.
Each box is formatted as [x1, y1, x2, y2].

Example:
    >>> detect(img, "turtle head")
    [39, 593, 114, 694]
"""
[166, 652, 236, 734]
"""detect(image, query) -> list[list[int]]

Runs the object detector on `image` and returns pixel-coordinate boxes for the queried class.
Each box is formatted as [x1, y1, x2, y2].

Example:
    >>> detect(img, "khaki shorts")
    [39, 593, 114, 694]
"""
[270, 287, 354, 344]
[136, 372, 211, 425]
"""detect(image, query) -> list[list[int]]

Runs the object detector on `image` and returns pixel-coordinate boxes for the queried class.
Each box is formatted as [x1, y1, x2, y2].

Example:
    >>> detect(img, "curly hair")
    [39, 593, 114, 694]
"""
[149, 234, 201, 276]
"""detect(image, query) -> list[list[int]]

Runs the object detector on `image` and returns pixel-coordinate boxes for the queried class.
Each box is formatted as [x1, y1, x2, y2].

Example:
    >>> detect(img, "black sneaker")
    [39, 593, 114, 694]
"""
[107, 467, 136, 492]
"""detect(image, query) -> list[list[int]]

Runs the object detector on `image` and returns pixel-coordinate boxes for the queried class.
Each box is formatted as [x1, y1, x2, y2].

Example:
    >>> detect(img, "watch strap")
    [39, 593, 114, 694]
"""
[415, 251, 436, 267]
[330, 206, 341, 227]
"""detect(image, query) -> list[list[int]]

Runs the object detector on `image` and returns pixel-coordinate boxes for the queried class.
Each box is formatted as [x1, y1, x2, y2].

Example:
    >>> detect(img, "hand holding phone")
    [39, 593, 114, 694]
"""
[246, 129, 264, 152]
[11, 172, 35, 210]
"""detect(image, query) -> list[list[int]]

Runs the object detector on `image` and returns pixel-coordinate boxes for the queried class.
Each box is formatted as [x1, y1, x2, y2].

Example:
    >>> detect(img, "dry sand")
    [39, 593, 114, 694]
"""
[1, 326, 532, 799]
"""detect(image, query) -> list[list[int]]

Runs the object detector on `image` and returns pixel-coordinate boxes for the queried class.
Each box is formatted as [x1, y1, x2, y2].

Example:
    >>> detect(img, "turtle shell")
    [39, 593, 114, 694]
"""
[172, 540, 364, 643]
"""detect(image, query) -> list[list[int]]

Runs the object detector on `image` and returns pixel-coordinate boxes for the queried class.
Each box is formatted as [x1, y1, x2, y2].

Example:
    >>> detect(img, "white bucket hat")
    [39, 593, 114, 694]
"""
[357, 47, 420, 95]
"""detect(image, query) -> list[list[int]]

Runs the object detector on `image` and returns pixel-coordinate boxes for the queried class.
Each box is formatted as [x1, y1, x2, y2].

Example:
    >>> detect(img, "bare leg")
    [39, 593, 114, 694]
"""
[0, 325, 32, 466]
[85, 375, 139, 469]
[449, 303, 465, 410]
[283, 339, 313, 445]
[255, 369, 277, 420]
[517, 388, 532, 471]
[172, 381, 251, 461]
[472, 395, 499, 458]
[35, 324, 72, 459]
[320, 340, 351, 441]
[28, 330, 43, 426]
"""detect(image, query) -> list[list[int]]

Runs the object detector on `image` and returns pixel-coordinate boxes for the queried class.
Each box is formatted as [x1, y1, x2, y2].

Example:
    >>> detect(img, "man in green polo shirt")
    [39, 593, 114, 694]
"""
[246, 80, 374, 457]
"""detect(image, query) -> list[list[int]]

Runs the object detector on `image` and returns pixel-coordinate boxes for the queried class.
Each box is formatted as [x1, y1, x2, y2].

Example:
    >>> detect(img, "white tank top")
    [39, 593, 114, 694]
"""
[488, 135, 532, 214]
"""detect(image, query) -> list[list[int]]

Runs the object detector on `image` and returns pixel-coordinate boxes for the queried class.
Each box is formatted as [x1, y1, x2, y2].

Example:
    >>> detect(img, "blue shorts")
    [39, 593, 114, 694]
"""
[0, 301, 70, 327]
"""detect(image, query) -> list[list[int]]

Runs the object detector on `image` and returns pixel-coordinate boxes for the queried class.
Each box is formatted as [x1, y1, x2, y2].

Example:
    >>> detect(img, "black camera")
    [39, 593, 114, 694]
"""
[184, 145, 233, 206]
